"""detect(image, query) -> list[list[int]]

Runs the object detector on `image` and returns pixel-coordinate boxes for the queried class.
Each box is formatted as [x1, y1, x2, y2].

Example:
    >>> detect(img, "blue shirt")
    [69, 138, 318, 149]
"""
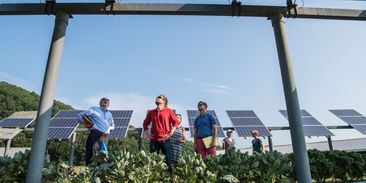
[194, 112, 216, 138]
[77, 107, 115, 134]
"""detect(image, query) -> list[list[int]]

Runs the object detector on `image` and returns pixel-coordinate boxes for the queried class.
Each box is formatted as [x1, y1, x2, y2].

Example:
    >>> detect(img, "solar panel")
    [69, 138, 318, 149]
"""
[226, 110, 271, 137]
[50, 118, 79, 127]
[114, 118, 131, 127]
[230, 118, 264, 126]
[110, 110, 133, 118]
[302, 126, 334, 137]
[53, 110, 83, 118]
[279, 109, 334, 136]
[48, 127, 75, 140]
[279, 110, 312, 119]
[235, 126, 272, 137]
[186, 110, 225, 137]
[339, 116, 366, 125]
[352, 125, 366, 134]
[109, 127, 128, 138]
[0, 118, 34, 128]
[330, 109, 366, 135]
[329, 109, 362, 117]
[227, 110, 257, 118]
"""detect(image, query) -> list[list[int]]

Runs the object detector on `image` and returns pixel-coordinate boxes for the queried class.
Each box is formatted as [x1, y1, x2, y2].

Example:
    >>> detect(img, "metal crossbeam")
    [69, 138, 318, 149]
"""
[0, 3, 366, 21]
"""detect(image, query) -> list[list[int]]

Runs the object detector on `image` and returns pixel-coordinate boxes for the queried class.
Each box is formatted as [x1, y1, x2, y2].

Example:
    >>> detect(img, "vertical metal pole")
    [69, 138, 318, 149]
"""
[327, 136, 333, 151]
[268, 135, 273, 152]
[4, 139, 11, 156]
[26, 11, 70, 183]
[69, 132, 77, 166]
[270, 13, 312, 183]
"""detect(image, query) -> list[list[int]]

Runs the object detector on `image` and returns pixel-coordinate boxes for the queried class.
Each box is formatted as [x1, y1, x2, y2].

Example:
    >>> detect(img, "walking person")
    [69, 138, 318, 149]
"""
[251, 130, 264, 154]
[143, 94, 179, 174]
[77, 97, 115, 165]
[222, 130, 236, 154]
[170, 114, 186, 182]
[193, 101, 218, 157]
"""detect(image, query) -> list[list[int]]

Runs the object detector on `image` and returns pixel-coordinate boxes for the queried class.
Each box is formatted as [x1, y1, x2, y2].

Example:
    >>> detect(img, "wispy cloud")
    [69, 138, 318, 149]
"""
[202, 83, 239, 94]
[181, 77, 194, 83]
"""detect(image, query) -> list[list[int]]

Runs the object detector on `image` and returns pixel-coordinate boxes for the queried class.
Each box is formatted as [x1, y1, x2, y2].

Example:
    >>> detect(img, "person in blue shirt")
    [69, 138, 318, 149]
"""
[76, 97, 114, 165]
[193, 101, 218, 157]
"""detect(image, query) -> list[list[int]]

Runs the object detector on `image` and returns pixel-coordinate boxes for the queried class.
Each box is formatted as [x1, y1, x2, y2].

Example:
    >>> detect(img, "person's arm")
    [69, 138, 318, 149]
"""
[109, 113, 115, 131]
[211, 124, 218, 147]
[181, 128, 186, 143]
[260, 139, 265, 154]
[222, 140, 226, 150]
[76, 108, 94, 124]
[143, 112, 151, 139]
[210, 115, 217, 147]
[194, 128, 198, 151]
[167, 110, 179, 139]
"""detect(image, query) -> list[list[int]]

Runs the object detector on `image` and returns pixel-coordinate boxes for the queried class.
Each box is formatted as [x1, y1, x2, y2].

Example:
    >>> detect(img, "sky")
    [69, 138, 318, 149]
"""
[1, 0, 366, 149]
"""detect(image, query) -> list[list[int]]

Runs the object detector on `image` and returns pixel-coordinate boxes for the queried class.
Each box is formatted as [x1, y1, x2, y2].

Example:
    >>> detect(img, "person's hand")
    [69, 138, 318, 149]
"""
[210, 140, 216, 148]
[165, 131, 174, 140]
[144, 130, 151, 140]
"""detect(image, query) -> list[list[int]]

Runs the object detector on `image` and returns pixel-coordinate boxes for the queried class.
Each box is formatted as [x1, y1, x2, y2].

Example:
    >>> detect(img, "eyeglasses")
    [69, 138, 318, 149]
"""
[101, 98, 109, 102]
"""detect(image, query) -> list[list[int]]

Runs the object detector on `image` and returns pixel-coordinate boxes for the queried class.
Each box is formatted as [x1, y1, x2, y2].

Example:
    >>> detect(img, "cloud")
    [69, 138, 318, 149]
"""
[202, 83, 239, 94]
[83, 92, 190, 127]
[181, 77, 194, 83]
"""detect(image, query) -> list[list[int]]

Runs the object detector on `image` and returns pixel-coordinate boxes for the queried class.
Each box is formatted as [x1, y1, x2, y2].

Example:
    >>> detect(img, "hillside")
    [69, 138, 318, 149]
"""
[0, 81, 73, 120]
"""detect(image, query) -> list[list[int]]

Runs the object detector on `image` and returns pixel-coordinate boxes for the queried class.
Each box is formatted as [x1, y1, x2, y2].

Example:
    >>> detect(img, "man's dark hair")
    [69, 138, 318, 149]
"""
[197, 101, 208, 109]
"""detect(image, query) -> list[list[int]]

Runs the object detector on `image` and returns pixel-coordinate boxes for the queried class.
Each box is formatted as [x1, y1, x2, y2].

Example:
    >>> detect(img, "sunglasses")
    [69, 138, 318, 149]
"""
[101, 98, 109, 102]
[157, 96, 165, 99]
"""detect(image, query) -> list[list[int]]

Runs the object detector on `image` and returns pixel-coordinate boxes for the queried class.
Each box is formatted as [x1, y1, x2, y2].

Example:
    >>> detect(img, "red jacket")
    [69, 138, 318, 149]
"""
[143, 107, 179, 141]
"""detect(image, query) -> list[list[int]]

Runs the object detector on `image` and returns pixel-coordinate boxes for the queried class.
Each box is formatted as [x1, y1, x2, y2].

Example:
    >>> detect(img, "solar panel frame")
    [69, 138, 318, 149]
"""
[0, 118, 34, 128]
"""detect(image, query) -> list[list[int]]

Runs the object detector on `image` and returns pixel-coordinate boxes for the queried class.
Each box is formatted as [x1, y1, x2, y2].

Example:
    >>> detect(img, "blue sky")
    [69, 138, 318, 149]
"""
[1, 0, 366, 149]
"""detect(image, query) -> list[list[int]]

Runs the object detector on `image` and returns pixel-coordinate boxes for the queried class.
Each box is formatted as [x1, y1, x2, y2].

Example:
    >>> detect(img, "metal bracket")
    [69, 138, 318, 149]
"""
[286, 0, 298, 18]
[105, 0, 116, 15]
[231, 0, 242, 17]
[44, 0, 56, 15]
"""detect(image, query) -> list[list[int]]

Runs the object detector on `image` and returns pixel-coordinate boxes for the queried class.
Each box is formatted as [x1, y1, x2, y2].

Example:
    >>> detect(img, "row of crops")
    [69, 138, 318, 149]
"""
[0, 149, 365, 182]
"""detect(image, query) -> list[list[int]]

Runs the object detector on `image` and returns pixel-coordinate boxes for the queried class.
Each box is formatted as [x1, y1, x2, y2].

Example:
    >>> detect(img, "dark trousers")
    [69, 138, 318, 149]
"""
[85, 130, 108, 165]
[150, 139, 172, 173]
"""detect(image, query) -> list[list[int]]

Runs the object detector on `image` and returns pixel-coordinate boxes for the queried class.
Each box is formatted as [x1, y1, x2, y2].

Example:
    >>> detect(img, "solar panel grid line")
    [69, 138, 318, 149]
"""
[234, 126, 271, 137]
[50, 118, 79, 128]
[339, 116, 366, 125]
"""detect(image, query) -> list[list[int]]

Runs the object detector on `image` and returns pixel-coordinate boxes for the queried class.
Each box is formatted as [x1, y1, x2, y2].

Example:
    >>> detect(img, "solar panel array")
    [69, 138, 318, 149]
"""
[329, 109, 366, 135]
[48, 110, 82, 140]
[186, 110, 225, 137]
[279, 110, 334, 136]
[226, 110, 271, 137]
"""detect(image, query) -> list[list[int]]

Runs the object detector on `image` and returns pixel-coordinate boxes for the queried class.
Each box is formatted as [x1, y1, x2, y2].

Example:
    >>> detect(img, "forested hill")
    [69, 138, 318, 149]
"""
[0, 81, 73, 120]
